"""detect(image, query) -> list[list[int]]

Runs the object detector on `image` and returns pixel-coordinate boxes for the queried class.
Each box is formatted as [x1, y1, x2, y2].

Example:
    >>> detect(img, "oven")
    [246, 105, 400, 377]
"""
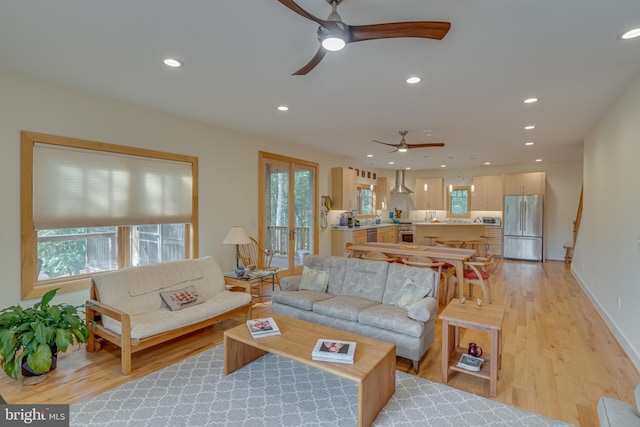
[397, 223, 414, 243]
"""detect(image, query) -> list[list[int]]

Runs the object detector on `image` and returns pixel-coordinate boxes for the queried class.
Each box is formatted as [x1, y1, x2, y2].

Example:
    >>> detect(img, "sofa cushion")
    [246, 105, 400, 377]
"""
[390, 278, 433, 311]
[312, 295, 379, 322]
[407, 297, 438, 323]
[271, 290, 335, 311]
[382, 262, 438, 305]
[304, 255, 348, 295]
[358, 304, 425, 338]
[298, 266, 329, 292]
[340, 258, 389, 302]
[598, 395, 640, 427]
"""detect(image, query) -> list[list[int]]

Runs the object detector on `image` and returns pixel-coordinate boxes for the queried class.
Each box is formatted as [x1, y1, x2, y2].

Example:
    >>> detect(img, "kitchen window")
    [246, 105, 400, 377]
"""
[21, 131, 198, 299]
[356, 184, 376, 215]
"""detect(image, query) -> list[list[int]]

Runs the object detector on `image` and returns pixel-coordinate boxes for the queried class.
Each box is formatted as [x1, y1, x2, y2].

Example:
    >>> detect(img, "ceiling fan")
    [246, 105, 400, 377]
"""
[373, 130, 445, 153]
[278, 0, 451, 75]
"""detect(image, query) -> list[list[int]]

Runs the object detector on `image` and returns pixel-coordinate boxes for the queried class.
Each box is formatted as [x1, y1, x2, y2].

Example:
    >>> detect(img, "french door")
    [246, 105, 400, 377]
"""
[259, 152, 318, 277]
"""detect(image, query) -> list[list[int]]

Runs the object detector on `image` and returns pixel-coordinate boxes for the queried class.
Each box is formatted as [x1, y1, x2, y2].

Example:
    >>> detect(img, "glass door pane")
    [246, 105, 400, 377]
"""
[293, 165, 314, 268]
[264, 159, 290, 272]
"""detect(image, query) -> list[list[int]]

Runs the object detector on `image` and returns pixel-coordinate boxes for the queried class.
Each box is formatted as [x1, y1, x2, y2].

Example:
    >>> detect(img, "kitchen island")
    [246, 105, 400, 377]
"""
[413, 223, 487, 247]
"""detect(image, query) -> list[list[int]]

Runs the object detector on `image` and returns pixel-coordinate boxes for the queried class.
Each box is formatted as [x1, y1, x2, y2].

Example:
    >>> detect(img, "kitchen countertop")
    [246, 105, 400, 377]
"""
[413, 222, 486, 226]
[331, 224, 398, 231]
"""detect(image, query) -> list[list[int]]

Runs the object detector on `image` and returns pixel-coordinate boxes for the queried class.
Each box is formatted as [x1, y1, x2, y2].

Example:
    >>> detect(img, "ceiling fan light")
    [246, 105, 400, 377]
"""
[398, 147, 408, 153]
[322, 36, 346, 51]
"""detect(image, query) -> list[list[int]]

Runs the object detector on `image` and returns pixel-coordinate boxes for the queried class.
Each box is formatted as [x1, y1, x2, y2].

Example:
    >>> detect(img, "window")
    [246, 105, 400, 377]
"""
[447, 186, 471, 218]
[21, 131, 198, 299]
[356, 184, 376, 215]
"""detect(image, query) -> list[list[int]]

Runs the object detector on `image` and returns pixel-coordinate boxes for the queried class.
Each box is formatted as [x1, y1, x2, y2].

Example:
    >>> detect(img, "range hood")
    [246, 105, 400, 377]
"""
[391, 170, 413, 194]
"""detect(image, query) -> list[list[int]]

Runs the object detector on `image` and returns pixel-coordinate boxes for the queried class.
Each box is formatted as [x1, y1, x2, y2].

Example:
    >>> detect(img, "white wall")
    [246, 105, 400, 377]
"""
[0, 70, 355, 307]
[572, 70, 640, 369]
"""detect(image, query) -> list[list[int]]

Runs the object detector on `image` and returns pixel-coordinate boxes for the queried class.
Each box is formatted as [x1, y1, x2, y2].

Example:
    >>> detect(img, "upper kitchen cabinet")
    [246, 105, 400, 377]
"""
[376, 176, 390, 210]
[415, 178, 444, 210]
[331, 167, 357, 210]
[471, 175, 504, 211]
[503, 172, 546, 195]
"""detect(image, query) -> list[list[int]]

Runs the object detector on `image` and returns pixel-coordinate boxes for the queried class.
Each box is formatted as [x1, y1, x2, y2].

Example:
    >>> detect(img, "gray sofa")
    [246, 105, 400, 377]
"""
[272, 255, 439, 371]
[598, 384, 640, 426]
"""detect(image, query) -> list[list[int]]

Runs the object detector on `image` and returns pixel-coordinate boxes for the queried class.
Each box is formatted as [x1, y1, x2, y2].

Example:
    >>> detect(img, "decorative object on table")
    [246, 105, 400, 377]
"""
[457, 353, 484, 372]
[459, 296, 466, 306]
[394, 207, 403, 218]
[246, 317, 281, 338]
[0, 288, 90, 380]
[468, 342, 483, 357]
[476, 298, 483, 308]
[311, 338, 356, 364]
[223, 226, 252, 276]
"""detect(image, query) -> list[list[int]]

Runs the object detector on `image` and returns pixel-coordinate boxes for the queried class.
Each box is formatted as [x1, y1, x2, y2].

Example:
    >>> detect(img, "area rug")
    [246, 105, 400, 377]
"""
[71, 345, 573, 426]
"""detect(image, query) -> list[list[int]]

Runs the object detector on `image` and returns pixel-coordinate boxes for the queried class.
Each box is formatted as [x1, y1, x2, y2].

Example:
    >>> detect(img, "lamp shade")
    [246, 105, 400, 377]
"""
[223, 226, 251, 245]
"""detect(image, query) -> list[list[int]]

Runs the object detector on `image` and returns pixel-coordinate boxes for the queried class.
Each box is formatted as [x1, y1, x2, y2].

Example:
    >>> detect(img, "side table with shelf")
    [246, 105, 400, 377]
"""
[224, 271, 277, 305]
[439, 298, 505, 397]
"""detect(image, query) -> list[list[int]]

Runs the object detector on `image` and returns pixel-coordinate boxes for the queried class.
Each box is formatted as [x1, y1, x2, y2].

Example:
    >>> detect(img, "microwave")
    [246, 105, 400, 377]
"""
[482, 216, 501, 226]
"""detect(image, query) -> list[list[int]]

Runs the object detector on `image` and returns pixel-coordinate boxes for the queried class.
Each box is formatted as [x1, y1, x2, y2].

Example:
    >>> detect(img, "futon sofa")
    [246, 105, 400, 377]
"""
[86, 256, 252, 374]
[272, 255, 439, 371]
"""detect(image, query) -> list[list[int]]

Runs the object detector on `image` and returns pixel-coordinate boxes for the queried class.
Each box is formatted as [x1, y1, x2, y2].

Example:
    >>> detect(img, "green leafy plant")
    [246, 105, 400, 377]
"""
[0, 288, 90, 380]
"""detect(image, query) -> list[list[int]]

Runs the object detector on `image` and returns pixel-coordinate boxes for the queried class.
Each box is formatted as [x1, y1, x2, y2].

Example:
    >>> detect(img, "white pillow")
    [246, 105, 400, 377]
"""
[298, 266, 329, 292]
[391, 279, 432, 311]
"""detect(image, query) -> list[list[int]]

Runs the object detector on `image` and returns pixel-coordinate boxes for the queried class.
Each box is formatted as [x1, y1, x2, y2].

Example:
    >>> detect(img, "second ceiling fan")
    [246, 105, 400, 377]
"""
[374, 130, 445, 153]
[278, 0, 451, 75]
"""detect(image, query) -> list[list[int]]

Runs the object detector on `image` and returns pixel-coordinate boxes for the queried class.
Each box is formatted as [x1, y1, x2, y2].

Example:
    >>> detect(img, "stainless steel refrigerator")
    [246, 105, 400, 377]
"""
[503, 195, 544, 261]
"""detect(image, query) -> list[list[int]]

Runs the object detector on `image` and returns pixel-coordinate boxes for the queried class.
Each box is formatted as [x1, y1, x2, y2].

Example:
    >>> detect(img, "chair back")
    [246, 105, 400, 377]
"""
[238, 237, 275, 271]
[363, 251, 389, 261]
[403, 256, 444, 277]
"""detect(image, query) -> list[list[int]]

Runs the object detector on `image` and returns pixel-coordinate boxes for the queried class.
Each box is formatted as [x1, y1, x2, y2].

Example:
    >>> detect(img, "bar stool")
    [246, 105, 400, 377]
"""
[465, 239, 484, 256]
[479, 235, 494, 258]
[424, 236, 439, 246]
[436, 239, 465, 248]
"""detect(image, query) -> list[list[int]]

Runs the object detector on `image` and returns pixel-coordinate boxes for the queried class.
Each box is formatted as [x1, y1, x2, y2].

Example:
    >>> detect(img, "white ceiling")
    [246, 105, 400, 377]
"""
[1, 1, 640, 170]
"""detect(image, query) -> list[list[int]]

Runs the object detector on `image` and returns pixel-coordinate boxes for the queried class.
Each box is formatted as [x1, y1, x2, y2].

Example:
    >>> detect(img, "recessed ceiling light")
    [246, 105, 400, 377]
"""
[366, 154, 373, 158]
[523, 97, 538, 104]
[406, 76, 421, 84]
[621, 28, 640, 40]
[277, 106, 289, 111]
[163, 58, 183, 68]
[484, 162, 491, 165]
[524, 125, 536, 130]
[525, 142, 534, 146]
[440, 164, 446, 168]
[388, 161, 395, 165]
[535, 159, 543, 162]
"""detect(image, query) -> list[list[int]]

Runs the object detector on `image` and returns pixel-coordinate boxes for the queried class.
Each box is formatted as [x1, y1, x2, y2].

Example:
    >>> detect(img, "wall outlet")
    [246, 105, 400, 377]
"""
[617, 297, 621, 309]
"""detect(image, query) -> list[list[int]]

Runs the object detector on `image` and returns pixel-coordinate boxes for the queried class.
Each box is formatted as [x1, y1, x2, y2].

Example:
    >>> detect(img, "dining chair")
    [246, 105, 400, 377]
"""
[402, 256, 446, 304]
[362, 251, 391, 261]
[345, 242, 356, 258]
[461, 255, 494, 303]
[238, 237, 282, 302]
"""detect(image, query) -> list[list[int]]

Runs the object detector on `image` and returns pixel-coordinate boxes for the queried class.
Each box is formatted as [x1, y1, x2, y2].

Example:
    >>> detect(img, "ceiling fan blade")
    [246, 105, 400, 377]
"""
[389, 149, 399, 153]
[349, 21, 451, 43]
[278, 0, 328, 26]
[373, 140, 399, 148]
[292, 47, 327, 75]
[406, 143, 446, 148]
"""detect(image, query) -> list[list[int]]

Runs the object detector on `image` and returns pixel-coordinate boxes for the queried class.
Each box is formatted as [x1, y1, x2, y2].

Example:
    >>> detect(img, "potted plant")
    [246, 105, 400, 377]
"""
[0, 288, 90, 380]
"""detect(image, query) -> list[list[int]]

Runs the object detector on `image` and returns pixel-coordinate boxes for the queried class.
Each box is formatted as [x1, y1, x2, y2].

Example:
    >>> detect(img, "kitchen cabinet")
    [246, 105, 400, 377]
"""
[331, 228, 368, 256]
[415, 178, 444, 210]
[471, 175, 504, 211]
[377, 225, 397, 243]
[331, 167, 357, 210]
[376, 176, 390, 210]
[503, 172, 546, 196]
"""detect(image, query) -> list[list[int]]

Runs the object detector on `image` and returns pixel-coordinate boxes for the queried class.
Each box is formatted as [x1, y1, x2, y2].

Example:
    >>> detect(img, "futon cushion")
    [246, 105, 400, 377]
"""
[298, 266, 329, 292]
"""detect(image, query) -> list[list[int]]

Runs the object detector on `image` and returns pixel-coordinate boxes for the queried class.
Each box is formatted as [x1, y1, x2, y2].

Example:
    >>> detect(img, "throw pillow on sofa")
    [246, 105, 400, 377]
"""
[160, 285, 205, 311]
[391, 279, 432, 311]
[298, 266, 329, 292]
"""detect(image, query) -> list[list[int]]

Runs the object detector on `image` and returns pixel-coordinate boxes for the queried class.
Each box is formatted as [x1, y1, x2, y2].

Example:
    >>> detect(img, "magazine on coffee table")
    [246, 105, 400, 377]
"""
[312, 339, 356, 362]
[456, 353, 484, 371]
[246, 317, 281, 338]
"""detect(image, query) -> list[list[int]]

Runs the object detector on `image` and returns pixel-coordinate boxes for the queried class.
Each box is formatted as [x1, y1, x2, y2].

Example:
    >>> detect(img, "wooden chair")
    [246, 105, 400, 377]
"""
[461, 255, 494, 303]
[345, 242, 357, 258]
[436, 239, 465, 248]
[403, 256, 446, 304]
[238, 237, 282, 302]
[362, 251, 390, 261]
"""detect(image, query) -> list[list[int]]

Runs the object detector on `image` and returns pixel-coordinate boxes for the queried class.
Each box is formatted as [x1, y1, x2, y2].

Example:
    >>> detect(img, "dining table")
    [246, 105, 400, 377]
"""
[345, 242, 476, 298]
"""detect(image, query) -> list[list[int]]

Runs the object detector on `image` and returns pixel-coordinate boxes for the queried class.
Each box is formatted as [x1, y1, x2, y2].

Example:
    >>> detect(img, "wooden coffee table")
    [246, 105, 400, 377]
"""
[224, 314, 396, 427]
[439, 298, 505, 397]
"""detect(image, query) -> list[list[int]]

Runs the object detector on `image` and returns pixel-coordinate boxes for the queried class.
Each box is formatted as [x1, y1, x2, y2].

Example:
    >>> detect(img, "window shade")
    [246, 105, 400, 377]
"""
[33, 143, 193, 229]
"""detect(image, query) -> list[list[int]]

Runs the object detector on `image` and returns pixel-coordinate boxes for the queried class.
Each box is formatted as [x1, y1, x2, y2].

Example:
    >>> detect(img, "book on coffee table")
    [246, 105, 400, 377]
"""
[456, 353, 484, 371]
[312, 339, 356, 362]
[246, 317, 281, 338]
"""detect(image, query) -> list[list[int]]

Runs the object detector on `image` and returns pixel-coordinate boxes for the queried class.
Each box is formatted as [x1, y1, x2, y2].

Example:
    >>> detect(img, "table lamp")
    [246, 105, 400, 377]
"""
[223, 226, 251, 277]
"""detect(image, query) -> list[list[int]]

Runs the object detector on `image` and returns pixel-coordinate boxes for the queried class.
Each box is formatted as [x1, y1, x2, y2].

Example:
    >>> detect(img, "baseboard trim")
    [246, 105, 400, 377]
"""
[571, 265, 640, 373]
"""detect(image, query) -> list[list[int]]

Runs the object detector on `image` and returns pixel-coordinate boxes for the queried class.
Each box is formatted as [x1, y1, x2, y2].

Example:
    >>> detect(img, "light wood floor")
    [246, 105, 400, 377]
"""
[1, 260, 638, 426]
